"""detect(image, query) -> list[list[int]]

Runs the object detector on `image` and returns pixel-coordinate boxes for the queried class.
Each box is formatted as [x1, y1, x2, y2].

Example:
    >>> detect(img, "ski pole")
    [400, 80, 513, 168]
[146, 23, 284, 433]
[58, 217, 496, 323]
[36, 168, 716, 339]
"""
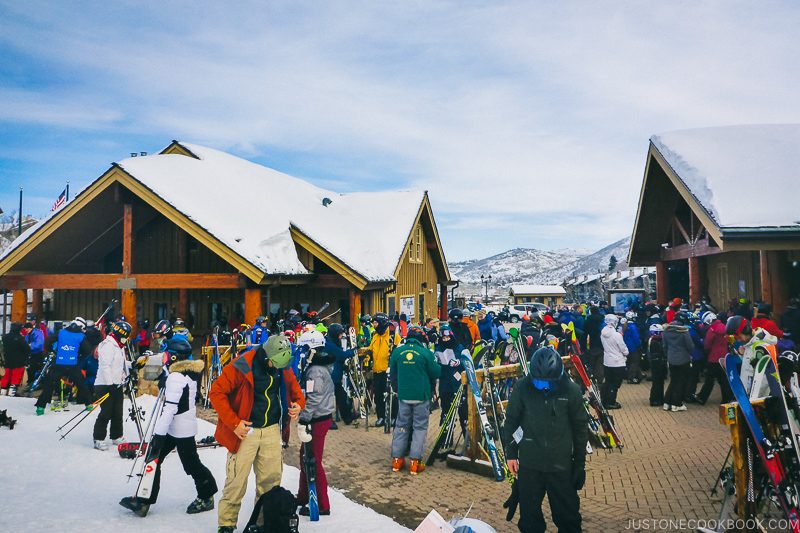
[127, 389, 165, 480]
[56, 392, 110, 433]
[58, 393, 110, 440]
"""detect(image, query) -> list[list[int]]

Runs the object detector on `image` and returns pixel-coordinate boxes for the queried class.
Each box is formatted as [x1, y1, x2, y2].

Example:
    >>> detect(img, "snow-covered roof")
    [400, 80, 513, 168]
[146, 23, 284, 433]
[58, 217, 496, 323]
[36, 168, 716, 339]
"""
[510, 284, 566, 296]
[651, 125, 800, 229]
[2, 143, 430, 283]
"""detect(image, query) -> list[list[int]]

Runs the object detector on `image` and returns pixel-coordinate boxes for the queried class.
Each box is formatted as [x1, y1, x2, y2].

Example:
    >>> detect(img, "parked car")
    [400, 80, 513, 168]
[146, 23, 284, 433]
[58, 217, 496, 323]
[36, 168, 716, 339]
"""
[498, 304, 542, 323]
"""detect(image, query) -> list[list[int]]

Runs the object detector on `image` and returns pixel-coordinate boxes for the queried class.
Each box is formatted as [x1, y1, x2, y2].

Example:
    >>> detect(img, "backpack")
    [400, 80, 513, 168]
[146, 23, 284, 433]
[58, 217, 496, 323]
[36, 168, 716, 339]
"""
[244, 486, 299, 533]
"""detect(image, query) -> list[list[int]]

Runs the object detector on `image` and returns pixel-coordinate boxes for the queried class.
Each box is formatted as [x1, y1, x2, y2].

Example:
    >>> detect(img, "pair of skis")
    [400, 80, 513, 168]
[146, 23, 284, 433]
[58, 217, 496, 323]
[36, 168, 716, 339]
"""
[298, 348, 320, 522]
[569, 355, 623, 450]
[203, 325, 223, 408]
[343, 327, 370, 430]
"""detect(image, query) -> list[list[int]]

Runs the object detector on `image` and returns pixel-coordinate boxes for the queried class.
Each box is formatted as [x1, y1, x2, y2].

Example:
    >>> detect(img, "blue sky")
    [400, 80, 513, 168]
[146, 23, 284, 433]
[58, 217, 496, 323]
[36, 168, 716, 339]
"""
[2, 1, 800, 261]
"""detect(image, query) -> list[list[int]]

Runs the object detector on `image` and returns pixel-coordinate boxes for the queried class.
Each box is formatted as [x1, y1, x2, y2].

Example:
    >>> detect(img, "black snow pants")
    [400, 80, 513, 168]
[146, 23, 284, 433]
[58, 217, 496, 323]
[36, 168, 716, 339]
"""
[93, 385, 124, 441]
[143, 435, 218, 505]
[517, 467, 581, 533]
[35, 364, 91, 408]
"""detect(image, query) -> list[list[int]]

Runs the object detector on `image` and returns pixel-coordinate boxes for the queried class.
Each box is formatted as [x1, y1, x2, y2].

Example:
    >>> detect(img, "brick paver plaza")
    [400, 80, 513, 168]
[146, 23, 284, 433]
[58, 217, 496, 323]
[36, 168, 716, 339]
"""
[200, 380, 731, 532]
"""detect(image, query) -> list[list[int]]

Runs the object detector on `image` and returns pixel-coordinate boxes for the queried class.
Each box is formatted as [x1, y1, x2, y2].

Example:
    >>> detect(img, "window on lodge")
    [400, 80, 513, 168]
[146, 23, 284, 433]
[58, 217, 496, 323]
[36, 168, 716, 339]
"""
[409, 225, 423, 263]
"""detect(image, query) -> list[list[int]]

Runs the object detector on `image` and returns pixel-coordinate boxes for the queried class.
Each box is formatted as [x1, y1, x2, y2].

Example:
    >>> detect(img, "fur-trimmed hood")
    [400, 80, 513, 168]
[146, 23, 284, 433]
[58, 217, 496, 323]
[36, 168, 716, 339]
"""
[169, 359, 205, 375]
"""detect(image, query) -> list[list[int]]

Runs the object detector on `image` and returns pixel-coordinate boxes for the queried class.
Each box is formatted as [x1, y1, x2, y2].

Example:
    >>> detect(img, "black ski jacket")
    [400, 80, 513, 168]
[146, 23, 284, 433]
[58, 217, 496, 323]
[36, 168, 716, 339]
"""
[503, 375, 588, 473]
[2, 327, 31, 368]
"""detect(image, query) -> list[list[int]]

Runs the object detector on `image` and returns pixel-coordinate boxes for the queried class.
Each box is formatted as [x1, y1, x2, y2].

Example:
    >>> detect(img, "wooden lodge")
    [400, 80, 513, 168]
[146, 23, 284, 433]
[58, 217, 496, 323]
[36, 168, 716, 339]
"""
[628, 125, 800, 313]
[0, 141, 452, 337]
[509, 284, 566, 308]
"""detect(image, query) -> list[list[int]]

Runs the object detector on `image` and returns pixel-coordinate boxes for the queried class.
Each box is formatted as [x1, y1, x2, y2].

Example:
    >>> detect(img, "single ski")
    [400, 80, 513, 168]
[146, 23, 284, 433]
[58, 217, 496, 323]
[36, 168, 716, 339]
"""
[458, 350, 505, 481]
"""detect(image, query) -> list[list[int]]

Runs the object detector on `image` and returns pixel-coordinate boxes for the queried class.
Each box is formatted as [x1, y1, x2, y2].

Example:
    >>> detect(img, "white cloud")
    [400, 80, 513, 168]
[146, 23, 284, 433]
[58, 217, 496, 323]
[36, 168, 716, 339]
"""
[1, 1, 800, 259]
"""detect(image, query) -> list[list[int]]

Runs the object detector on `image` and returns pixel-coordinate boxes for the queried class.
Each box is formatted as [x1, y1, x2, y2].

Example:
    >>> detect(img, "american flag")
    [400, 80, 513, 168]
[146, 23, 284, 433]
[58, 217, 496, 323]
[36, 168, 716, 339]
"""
[51, 188, 67, 212]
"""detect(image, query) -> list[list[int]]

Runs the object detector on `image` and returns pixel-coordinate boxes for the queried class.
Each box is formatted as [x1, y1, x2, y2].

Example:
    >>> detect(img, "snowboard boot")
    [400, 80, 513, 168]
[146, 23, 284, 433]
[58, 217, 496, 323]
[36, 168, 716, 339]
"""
[35, 406, 45, 416]
[94, 440, 109, 451]
[409, 459, 425, 475]
[119, 496, 150, 517]
[186, 496, 215, 514]
[392, 457, 405, 472]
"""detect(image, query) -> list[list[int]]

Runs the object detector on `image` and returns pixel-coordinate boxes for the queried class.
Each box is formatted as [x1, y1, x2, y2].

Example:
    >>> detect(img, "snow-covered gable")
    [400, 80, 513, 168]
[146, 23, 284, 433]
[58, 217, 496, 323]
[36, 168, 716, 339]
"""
[117, 143, 425, 282]
[650, 125, 800, 229]
[511, 284, 566, 296]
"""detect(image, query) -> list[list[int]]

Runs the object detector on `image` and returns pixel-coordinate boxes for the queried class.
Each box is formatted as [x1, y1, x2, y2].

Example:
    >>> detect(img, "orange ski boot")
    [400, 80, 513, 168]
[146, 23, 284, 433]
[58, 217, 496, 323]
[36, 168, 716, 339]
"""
[409, 459, 425, 475]
[392, 457, 405, 472]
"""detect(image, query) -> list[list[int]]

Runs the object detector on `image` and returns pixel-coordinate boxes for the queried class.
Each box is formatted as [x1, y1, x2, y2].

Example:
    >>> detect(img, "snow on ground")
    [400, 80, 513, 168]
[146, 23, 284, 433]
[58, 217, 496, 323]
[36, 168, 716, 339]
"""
[0, 395, 411, 533]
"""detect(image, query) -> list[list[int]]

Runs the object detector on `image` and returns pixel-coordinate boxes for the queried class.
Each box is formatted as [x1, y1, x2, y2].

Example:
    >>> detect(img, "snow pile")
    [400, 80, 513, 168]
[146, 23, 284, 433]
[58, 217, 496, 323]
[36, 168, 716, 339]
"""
[651, 124, 800, 229]
[0, 395, 410, 533]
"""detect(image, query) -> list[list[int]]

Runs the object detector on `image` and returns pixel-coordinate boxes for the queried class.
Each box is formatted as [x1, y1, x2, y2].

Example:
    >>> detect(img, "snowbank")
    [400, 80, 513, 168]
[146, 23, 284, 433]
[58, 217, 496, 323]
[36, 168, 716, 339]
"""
[0, 395, 410, 533]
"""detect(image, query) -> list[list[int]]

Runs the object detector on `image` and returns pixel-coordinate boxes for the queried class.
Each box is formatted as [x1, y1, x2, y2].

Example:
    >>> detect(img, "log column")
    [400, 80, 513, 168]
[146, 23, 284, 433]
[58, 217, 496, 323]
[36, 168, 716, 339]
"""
[439, 283, 448, 321]
[244, 287, 263, 327]
[121, 289, 137, 327]
[655, 261, 669, 306]
[178, 289, 189, 320]
[31, 288, 44, 318]
[688, 256, 705, 306]
[349, 288, 362, 329]
[11, 289, 27, 323]
[121, 203, 137, 333]
[761, 250, 789, 313]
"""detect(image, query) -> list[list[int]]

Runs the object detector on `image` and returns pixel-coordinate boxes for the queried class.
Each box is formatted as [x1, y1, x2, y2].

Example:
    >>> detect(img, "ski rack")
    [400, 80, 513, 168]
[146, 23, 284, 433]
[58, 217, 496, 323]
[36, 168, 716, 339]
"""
[719, 398, 768, 527]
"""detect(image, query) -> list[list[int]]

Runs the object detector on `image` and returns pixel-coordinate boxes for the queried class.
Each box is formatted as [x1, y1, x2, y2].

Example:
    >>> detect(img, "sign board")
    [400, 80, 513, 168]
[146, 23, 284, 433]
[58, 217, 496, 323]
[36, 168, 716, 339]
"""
[400, 296, 415, 318]
[609, 290, 645, 313]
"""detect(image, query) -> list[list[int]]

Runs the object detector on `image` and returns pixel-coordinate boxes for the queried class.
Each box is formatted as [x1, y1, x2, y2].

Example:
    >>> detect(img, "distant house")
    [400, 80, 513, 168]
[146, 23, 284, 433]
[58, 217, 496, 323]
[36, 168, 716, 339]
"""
[0, 141, 452, 333]
[509, 284, 566, 308]
[628, 125, 800, 313]
[565, 268, 656, 303]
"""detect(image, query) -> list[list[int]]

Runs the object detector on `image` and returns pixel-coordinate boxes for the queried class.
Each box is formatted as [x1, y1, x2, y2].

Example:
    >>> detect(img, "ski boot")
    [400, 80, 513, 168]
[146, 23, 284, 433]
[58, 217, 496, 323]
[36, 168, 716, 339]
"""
[119, 496, 150, 517]
[409, 459, 425, 475]
[9, 385, 17, 397]
[392, 457, 405, 472]
[186, 496, 214, 514]
[0, 388, 7, 396]
[374, 418, 385, 428]
[35, 406, 44, 416]
[112, 437, 126, 446]
[94, 440, 108, 451]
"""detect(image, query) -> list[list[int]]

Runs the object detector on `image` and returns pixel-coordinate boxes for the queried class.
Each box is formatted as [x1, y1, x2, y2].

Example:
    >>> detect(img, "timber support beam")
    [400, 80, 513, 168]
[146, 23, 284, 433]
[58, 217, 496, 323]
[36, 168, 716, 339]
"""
[3, 273, 247, 290]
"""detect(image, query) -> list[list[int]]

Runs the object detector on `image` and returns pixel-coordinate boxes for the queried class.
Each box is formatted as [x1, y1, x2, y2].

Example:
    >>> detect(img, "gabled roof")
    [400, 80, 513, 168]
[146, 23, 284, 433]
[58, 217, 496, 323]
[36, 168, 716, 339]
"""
[650, 125, 800, 230]
[509, 284, 566, 296]
[0, 142, 447, 287]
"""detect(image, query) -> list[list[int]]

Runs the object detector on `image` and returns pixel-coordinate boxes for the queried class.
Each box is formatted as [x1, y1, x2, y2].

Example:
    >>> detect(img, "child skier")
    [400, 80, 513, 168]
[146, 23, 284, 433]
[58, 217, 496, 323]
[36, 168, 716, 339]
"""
[296, 330, 336, 516]
[119, 337, 217, 517]
[92, 320, 131, 450]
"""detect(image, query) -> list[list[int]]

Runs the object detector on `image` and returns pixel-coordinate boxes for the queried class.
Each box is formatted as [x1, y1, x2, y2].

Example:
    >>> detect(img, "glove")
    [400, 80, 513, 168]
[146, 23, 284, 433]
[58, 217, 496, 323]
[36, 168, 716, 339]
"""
[157, 370, 168, 390]
[297, 421, 312, 443]
[503, 479, 520, 521]
[145, 434, 166, 463]
[572, 464, 586, 490]
[448, 359, 460, 368]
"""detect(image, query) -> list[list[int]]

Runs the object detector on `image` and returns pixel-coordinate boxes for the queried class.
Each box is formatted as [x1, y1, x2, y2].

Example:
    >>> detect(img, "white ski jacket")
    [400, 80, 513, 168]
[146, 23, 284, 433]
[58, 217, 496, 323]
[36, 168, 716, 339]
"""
[601, 323, 629, 368]
[154, 359, 204, 439]
[95, 336, 129, 386]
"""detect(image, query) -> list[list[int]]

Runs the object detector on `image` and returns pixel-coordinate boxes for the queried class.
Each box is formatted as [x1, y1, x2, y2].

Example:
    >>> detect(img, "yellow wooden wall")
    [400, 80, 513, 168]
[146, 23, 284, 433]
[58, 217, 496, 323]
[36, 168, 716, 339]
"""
[393, 223, 440, 322]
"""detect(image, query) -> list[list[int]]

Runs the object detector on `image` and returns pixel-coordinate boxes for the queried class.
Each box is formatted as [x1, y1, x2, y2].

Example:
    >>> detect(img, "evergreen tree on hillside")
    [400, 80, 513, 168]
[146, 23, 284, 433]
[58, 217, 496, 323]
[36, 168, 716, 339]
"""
[608, 254, 618, 272]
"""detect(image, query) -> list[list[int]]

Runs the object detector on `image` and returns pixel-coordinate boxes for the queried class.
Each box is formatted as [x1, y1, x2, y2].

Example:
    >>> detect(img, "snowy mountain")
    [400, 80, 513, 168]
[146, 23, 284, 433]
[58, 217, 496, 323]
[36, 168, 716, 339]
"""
[448, 236, 631, 295]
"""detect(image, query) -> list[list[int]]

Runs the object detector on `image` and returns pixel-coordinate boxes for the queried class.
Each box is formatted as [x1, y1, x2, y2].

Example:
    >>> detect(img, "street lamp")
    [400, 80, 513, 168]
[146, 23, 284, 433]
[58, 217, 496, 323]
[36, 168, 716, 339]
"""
[481, 274, 492, 302]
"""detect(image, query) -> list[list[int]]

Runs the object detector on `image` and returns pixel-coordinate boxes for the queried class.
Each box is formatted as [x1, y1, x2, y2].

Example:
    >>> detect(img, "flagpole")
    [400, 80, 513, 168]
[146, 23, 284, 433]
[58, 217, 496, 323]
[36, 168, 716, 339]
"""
[66, 181, 70, 202]
[18, 187, 22, 236]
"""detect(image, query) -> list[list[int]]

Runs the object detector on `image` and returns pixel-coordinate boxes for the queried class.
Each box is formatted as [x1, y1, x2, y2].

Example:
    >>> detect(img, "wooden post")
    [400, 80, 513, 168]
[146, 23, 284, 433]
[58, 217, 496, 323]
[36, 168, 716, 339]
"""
[760, 250, 789, 314]
[440, 283, 448, 321]
[11, 289, 27, 323]
[349, 289, 361, 329]
[121, 289, 137, 335]
[122, 203, 132, 277]
[655, 261, 669, 305]
[178, 288, 189, 319]
[688, 256, 702, 306]
[31, 288, 44, 318]
[244, 287, 262, 327]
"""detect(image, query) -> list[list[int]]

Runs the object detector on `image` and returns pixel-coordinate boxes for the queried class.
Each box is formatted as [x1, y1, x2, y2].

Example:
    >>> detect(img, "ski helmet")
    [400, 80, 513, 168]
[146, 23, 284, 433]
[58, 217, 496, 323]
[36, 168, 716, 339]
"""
[673, 311, 689, 325]
[26, 313, 37, 322]
[165, 338, 193, 365]
[283, 329, 296, 343]
[440, 324, 453, 337]
[406, 325, 427, 343]
[261, 334, 293, 369]
[625, 311, 636, 320]
[448, 308, 464, 321]
[255, 316, 267, 325]
[726, 315, 752, 337]
[174, 317, 185, 327]
[109, 320, 132, 342]
[71, 316, 87, 331]
[648, 323, 664, 335]
[701, 311, 717, 325]
[359, 314, 372, 324]
[529, 346, 563, 389]
[373, 313, 390, 328]
[298, 330, 326, 351]
[327, 323, 345, 340]
[757, 302, 772, 315]
[153, 319, 172, 337]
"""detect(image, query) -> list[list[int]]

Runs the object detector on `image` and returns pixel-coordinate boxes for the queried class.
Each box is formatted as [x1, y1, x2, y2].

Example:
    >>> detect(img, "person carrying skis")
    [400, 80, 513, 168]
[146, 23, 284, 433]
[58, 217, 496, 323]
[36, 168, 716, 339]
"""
[92, 320, 132, 450]
[34, 317, 93, 415]
[323, 323, 357, 427]
[120, 337, 217, 517]
[367, 313, 402, 428]
[209, 334, 305, 533]
[1, 322, 30, 396]
[504, 346, 588, 533]
[295, 330, 335, 516]
[599, 314, 627, 409]
[390, 325, 440, 474]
